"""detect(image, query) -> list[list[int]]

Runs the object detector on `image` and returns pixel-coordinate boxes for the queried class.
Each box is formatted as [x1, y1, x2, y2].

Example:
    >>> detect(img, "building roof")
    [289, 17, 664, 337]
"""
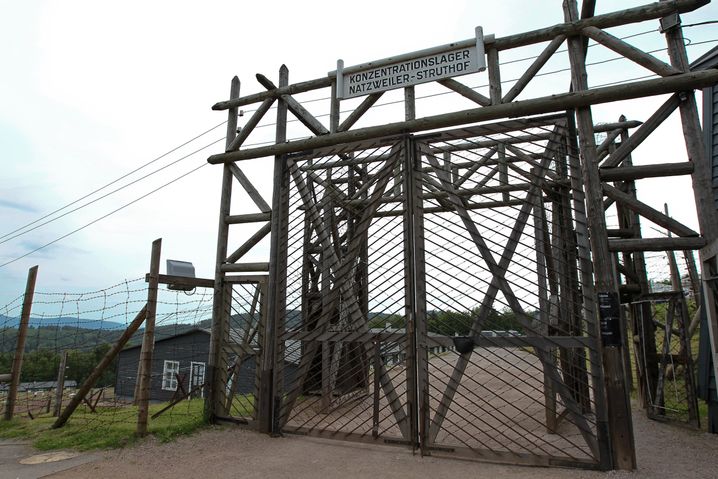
[690, 45, 718, 71]
[0, 380, 77, 392]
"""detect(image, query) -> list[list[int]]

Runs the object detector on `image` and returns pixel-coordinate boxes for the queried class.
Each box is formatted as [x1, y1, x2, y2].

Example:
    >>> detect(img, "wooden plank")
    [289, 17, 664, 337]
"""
[226, 222, 271, 263]
[609, 237, 706, 251]
[437, 78, 491, 106]
[599, 162, 693, 181]
[137, 239, 161, 436]
[582, 26, 680, 77]
[207, 70, 718, 164]
[602, 183, 698, 237]
[228, 163, 271, 213]
[53, 305, 147, 429]
[4, 265, 38, 421]
[338, 93, 383, 132]
[502, 35, 566, 103]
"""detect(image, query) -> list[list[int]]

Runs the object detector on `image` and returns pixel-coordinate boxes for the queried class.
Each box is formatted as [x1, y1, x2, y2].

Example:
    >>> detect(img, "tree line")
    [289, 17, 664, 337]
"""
[0, 344, 116, 387]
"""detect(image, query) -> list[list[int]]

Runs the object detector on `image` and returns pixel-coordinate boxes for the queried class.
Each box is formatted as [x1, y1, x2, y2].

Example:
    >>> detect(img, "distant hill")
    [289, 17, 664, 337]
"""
[0, 314, 126, 330]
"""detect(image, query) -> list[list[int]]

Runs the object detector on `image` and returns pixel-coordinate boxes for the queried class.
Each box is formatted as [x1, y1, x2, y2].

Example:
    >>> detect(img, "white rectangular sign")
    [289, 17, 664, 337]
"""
[342, 47, 481, 99]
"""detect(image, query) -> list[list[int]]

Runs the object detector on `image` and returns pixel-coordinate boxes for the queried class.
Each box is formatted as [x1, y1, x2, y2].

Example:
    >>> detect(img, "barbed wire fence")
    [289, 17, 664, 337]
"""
[0, 271, 215, 442]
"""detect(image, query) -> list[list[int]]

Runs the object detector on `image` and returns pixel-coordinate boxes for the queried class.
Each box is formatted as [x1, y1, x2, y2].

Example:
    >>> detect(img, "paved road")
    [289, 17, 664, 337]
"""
[0, 440, 99, 479]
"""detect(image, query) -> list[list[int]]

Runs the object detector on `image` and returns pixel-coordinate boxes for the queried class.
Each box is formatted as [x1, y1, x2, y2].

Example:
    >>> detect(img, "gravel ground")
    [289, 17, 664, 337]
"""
[47, 410, 718, 479]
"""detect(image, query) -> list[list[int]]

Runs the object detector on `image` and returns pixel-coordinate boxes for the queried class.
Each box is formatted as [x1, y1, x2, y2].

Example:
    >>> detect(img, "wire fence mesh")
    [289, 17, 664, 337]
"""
[0, 278, 214, 440]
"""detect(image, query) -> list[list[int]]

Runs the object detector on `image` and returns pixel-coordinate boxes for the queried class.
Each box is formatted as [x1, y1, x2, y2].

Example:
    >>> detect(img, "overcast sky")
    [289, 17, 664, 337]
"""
[1, 0, 717, 309]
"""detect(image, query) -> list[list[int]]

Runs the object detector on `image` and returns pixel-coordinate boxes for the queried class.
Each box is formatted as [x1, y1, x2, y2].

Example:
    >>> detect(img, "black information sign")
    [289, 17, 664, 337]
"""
[597, 291, 622, 347]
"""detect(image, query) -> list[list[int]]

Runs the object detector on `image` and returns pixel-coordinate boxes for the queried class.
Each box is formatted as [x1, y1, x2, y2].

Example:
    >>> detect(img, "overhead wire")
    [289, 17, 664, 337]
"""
[1, 23, 715, 268]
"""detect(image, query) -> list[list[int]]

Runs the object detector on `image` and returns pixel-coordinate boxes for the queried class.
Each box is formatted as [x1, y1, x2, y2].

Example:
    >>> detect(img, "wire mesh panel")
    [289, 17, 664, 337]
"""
[413, 118, 607, 468]
[276, 137, 418, 446]
[219, 280, 266, 423]
[632, 291, 699, 426]
[0, 279, 210, 439]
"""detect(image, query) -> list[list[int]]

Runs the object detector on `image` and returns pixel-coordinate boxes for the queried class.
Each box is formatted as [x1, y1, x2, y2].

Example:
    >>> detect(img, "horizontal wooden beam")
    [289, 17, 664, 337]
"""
[145, 273, 214, 289]
[608, 237, 706, 252]
[220, 262, 270, 273]
[226, 212, 272, 224]
[208, 69, 718, 164]
[213, 75, 332, 110]
[599, 162, 694, 181]
[0, 373, 11, 382]
[607, 228, 635, 238]
[224, 274, 268, 284]
[490, 0, 707, 51]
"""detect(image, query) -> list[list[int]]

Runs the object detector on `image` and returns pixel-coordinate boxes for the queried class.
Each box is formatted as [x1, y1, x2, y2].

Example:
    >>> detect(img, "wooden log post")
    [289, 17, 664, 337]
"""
[661, 5, 718, 242]
[564, 0, 635, 470]
[4, 265, 38, 421]
[260, 65, 289, 435]
[53, 305, 147, 429]
[136, 238, 162, 436]
[53, 350, 68, 417]
[207, 76, 240, 423]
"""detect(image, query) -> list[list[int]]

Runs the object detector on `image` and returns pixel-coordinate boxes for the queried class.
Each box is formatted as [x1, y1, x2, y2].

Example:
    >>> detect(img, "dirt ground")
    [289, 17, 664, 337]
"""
[47, 409, 718, 479]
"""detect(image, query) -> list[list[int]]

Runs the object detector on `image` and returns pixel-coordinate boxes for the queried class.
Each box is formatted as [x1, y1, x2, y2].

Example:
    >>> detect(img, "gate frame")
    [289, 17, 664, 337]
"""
[206, 0, 718, 470]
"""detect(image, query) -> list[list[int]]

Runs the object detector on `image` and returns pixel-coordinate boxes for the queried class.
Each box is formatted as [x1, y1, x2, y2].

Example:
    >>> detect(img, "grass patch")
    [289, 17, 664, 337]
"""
[0, 399, 208, 451]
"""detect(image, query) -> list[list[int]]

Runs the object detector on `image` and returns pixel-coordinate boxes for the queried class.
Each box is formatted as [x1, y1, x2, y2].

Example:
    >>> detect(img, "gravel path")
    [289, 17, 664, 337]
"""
[48, 410, 718, 479]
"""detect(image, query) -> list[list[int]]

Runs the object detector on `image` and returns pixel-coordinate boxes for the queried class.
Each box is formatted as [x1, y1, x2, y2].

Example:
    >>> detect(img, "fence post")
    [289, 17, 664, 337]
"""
[4, 265, 38, 421]
[207, 76, 240, 423]
[137, 238, 162, 436]
[53, 350, 68, 417]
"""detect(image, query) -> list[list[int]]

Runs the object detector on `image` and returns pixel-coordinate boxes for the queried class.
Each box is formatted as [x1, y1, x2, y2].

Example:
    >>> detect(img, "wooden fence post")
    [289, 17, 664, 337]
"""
[137, 238, 162, 436]
[4, 265, 38, 421]
[53, 305, 147, 429]
[563, 1, 635, 469]
[207, 76, 240, 422]
[53, 350, 68, 417]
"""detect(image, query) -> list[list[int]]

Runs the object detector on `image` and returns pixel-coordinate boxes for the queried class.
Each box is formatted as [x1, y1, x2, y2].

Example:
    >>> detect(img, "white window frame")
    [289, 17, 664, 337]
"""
[190, 361, 206, 398]
[162, 360, 180, 391]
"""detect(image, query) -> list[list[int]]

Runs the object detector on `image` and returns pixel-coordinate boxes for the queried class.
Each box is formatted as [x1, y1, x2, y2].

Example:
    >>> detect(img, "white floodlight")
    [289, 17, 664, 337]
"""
[166, 259, 196, 291]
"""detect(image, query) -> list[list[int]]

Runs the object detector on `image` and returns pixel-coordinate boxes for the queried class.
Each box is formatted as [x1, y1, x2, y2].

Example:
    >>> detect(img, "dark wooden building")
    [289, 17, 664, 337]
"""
[115, 328, 258, 403]
[692, 45, 718, 208]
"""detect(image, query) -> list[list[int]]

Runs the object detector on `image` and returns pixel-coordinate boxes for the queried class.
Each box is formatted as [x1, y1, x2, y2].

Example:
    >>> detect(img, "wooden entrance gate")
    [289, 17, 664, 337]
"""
[205, 0, 718, 470]
[270, 116, 608, 468]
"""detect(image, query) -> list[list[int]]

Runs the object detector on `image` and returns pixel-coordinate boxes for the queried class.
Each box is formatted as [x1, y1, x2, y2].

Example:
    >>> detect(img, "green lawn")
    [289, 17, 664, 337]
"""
[0, 399, 211, 451]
